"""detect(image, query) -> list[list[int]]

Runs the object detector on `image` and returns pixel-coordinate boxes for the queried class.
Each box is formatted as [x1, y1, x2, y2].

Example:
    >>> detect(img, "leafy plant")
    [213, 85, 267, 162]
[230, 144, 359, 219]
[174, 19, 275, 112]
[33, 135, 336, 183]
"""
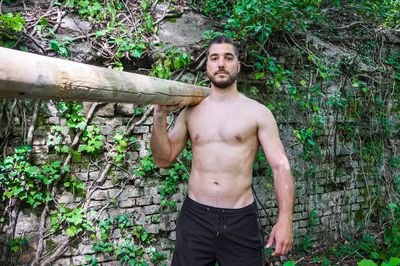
[150, 48, 191, 79]
[90, 212, 165, 265]
[0, 12, 26, 48]
[50, 205, 93, 237]
[49, 38, 72, 58]
[78, 125, 105, 155]
[0, 146, 66, 208]
[8, 237, 28, 253]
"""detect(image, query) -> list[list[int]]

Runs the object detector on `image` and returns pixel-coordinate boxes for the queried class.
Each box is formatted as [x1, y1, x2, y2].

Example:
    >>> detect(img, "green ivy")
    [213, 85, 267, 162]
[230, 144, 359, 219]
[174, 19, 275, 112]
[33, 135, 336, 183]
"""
[88, 212, 166, 265]
[0, 146, 67, 208]
[50, 205, 93, 237]
[150, 47, 191, 79]
[0, 12, 26, 49]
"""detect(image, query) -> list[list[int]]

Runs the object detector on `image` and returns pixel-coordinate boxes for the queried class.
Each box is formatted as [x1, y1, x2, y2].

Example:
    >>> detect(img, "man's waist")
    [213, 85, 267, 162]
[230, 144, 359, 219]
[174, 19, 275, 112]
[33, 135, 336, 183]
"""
[182, 195, 257, 215]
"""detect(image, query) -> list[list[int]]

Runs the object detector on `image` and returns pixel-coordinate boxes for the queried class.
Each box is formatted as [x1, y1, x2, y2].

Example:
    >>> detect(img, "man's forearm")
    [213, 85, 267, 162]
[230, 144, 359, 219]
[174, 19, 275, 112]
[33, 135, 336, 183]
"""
[151, 113, 172, 165]
[274, 165, 295, 222]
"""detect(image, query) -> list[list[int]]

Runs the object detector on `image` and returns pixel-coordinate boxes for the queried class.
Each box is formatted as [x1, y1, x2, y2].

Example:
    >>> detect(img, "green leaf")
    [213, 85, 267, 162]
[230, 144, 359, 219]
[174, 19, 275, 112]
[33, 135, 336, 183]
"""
[358, 259, 378, 266]
[49, 40, 60, 51]
[173, 57, 182, 69]
[65, 226, 77, 237]
[131, 49, 143, 58]
[3, 190, 13, 199]
[283, 261, 295, 266]
[255, 72, 265, 79]
[386, 257, 400, 266]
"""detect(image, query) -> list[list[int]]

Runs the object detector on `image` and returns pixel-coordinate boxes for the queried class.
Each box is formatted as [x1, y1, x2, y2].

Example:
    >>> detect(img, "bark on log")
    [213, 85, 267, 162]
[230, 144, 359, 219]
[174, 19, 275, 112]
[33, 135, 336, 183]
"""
[0, 47, 210, 105]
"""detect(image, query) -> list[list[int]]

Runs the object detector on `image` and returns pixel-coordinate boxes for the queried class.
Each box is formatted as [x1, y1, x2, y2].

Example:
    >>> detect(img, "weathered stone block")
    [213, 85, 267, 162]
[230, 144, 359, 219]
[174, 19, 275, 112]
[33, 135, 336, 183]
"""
[87, 200, 104, 211]
[120, 198, 136, 208]
[116, 103, 137, 116]
[120, 187, 141, 199]
[169, 231, 176, 240]
[293, 213, 303, 221]
[144, 186, 159, 196]
[72, 255, 87, 265]
[143, 117, 153, 125]
[143, 205, 159, 215]
[54, 258, 72, 266]
[153, 195, 162, 204]
[32, 145, 48, 153]
[57, 191, 75, 204]
[146, 224, 160, 234]
[48, 117, 60, 125]
[96, 103, 115, 117]
[136, 196, 153, 206]
[133, 126, 150, 134]
[294, 204, 304, 212]
[99, 124, 114, 136]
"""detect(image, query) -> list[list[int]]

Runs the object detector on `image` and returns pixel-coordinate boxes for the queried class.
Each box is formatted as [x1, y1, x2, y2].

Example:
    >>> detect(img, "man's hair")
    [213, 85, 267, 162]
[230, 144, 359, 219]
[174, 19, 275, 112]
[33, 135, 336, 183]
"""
[207, 35, 240, 59]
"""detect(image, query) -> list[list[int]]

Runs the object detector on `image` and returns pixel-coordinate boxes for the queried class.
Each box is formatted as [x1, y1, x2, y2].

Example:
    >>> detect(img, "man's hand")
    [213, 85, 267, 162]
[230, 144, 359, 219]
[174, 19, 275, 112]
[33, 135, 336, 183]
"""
[153, 103, 185, 116]
[266, 219, 293, 256]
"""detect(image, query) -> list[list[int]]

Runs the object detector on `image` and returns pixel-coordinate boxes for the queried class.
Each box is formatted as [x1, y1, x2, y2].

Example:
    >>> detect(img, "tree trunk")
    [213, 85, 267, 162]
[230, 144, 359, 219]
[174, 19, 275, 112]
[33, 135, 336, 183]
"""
[0, 47, 210, 105]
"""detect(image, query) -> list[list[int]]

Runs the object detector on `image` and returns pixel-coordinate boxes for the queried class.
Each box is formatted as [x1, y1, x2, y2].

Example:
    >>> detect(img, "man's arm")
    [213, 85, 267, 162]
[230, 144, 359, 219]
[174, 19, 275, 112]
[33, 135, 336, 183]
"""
[257, 106, 295, 256]
[151, 104, 188, 168]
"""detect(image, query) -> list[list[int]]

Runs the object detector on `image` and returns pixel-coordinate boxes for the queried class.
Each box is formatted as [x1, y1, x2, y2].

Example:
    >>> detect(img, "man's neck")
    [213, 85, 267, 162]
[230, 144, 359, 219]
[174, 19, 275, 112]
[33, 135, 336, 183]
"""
[209, 84, 239, 102]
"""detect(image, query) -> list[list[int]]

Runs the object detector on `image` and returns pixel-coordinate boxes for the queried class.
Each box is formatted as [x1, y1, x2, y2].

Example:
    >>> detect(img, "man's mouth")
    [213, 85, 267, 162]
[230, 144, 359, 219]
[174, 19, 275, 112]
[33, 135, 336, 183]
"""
[215, 72, 228, 75]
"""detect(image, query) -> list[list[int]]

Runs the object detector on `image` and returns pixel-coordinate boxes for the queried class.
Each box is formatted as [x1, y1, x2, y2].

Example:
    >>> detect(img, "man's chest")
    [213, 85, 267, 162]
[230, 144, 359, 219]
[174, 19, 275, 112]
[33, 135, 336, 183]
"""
[187, 109, 258, 145]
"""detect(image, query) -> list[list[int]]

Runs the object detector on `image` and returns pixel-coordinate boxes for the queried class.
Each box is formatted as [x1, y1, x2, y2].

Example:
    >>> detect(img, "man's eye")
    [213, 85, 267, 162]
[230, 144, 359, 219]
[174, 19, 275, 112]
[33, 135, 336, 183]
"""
[211, 57, 218, 61]
[226, 56, 233, 60]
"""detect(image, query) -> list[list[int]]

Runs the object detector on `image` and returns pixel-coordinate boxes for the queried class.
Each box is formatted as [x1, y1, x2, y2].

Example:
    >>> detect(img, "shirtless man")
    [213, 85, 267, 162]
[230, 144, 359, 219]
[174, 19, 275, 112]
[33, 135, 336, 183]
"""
[151, 36, 294, 266]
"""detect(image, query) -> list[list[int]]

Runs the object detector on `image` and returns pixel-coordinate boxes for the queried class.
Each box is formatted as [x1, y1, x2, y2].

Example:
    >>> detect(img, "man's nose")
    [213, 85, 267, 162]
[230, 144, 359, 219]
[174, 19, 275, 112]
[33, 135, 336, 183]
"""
[217, 59, 226, 68]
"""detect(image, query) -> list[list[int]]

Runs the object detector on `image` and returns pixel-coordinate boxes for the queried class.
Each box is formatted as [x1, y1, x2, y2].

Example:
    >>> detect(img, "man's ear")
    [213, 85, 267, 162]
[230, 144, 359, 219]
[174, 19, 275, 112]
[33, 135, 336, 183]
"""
[237, 61, 241, 73]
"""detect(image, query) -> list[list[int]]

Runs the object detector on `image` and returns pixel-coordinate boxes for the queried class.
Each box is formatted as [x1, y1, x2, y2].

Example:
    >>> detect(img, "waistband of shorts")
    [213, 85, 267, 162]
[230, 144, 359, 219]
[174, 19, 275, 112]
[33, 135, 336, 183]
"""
[183, 195, 257, 215]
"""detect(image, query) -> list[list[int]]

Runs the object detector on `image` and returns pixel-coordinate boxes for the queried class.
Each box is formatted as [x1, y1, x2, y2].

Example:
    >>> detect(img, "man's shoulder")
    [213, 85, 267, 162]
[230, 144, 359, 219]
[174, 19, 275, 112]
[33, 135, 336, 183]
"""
[240, 94, 272, 115]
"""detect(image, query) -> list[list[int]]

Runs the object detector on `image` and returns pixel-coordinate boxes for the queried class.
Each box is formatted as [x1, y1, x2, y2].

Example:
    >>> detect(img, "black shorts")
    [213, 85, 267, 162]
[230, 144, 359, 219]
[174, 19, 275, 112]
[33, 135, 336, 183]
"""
[172, 196, 265, 266]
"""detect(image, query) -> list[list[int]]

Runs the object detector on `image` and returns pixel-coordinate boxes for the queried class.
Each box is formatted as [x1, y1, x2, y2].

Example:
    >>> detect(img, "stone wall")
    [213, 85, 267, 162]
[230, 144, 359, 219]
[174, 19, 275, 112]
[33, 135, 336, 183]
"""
[1, 3, 399, 265]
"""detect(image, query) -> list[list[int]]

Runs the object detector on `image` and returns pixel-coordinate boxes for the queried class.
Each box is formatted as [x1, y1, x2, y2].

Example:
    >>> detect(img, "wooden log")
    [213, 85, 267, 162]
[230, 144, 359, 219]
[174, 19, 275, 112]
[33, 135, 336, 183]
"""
[0, 47, 210, 105]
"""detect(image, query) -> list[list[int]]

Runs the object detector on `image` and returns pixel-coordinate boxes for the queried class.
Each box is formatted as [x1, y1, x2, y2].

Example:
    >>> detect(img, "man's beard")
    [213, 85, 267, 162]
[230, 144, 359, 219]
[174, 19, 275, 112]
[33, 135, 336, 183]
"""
[207, 71, 238, 89]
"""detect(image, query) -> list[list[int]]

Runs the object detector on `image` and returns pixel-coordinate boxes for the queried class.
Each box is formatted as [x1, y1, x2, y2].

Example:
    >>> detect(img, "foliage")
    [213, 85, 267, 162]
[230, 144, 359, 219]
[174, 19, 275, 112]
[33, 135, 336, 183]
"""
[8, 237, 28, 253]
[57, 0, 156, 69]
[87, 211, 166, 265]
[0, 146, 67, 208]
[133, 142, 191, 211]
[0, 12, 26, 49]
[349, 0, 400, 29]
[78, 125, 105, 155]
[49, 38, 72, 58]
[190, 0, 233, 19]
[0, 12, 25, 32]
[109, 133, 139, 165]
[327, 204, 400, 265]
[150, 47, 191, 79]
[50, 205, 93, 237]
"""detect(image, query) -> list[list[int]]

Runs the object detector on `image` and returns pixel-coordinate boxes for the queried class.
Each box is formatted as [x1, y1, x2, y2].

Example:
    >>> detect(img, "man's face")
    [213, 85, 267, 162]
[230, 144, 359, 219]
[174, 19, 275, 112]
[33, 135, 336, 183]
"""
[206, 43, 240, 89]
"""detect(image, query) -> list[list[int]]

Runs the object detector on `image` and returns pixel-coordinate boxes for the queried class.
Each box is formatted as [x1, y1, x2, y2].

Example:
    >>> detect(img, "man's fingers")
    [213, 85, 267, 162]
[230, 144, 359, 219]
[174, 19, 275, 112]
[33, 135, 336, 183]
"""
[178, 101, 186, 108]
[266, 234, 274, 248]
[272, 240, 283, 256]
[156, 104, 182, 114]
[272, 240, 292, 256]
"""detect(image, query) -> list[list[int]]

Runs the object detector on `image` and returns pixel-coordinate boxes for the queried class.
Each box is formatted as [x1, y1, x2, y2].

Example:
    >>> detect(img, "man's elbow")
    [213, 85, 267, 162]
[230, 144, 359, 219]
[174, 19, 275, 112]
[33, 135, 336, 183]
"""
[272, 159, 292, 175]
[154, 158, 171, 168]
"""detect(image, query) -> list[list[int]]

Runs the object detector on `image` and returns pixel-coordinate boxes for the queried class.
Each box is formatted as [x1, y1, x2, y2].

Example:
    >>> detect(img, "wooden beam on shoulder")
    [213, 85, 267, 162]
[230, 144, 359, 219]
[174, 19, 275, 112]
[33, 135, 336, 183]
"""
[0, 47, 210, 105]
